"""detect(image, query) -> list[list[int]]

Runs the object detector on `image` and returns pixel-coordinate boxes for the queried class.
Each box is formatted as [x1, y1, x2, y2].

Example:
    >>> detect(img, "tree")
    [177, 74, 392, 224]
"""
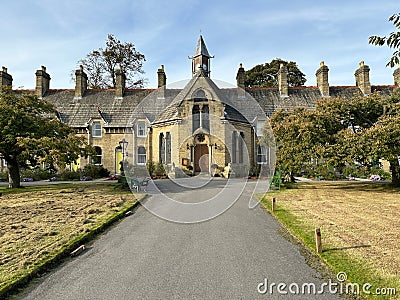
[0, 87, 93, 188]
[369, 13, 400, 67]
[271, 107, 328, 181]
[271, 91, 400, 186]
[76, 34, 146, 89]
[244, 58, 306, 88]
[363, 91, 400, 185]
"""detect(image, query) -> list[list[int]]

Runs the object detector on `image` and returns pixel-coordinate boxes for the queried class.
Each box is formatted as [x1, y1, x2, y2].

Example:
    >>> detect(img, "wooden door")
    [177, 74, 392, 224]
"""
[194, 144, 209, 172]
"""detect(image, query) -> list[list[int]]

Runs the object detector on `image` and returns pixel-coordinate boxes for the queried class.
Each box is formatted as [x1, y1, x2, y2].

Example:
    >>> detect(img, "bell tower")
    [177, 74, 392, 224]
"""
[190, 35, 213, 77]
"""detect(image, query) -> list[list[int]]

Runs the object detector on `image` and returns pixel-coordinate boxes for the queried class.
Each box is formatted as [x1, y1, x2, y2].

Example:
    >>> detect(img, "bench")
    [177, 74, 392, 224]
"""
[131, 177, 150, 192]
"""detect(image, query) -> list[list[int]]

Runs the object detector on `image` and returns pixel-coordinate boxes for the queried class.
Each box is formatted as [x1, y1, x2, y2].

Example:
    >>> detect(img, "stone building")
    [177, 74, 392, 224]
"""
[1, 36, 399, 176]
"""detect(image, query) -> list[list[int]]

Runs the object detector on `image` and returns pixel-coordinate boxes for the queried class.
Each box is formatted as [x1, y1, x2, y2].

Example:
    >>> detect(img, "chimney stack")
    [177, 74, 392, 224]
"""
[75, 65, 88, 99]
[1, 66, 13, 87]
[35, 66, 51, 98]
[277, 64, 289, 97]
[236, 63, 245, 89]
[354, 61, 371, 95]
[236, 63, 246, 98]
[315, 61, 330, 97]
[157, 65, 166, 99]
[393, 66, 400, 86]
[115, 64, 126, 99]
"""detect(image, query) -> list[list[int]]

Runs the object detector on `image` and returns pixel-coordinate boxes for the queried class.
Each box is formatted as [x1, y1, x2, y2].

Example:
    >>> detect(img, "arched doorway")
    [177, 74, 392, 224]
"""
[194, 144, 209, 173]
[193, 133, 209, 173]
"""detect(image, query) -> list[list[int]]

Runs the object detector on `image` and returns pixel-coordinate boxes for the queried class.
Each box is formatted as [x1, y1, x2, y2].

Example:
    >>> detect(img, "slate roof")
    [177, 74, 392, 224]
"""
[44, 89, 179, 127]
[43, 83, 396, 128]
[193, 35, 212, 58]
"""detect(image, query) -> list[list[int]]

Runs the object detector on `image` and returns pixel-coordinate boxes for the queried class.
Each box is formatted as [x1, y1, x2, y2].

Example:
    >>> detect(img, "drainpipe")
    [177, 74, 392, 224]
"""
[86, 126, 90, 166]
[209, 144, 212, 176]
[132, 126, 136, 165]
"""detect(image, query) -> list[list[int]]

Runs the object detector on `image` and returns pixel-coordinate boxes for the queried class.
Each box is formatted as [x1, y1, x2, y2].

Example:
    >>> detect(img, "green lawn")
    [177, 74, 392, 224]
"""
[262, 181, 400, 299]
[0, 182, 140, 298]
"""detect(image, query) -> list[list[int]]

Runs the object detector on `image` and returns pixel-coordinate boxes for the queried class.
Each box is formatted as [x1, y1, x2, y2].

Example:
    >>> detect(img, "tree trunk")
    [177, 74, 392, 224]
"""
[389, 158, 400, 187]
[7, 159, 21, 188]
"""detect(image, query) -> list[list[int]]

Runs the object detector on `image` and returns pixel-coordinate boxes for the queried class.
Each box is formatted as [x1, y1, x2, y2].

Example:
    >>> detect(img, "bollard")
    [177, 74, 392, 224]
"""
[272, 197, 276, 212]
[315, 228, 322, 253]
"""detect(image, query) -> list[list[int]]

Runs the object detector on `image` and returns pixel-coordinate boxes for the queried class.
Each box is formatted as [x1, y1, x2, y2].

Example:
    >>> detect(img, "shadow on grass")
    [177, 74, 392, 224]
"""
[324, 244, 371, 252]
[285, 181, 400, 194]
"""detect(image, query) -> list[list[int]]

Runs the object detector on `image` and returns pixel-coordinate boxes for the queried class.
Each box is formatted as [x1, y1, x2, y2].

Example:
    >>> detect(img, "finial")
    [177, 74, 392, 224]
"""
[320, 61, 325, 67]
[239, 63, 243, 68]
[2, 66, 7, 73]
[359, 61, 365, 67]
[79, 65, 83, 71]
[41, 66, 46, 71]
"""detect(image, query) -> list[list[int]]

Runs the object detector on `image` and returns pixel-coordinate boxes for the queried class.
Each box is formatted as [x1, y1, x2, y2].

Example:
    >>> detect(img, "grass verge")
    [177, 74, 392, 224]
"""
[261, 182, 399, 300]
[0, 182, 143, 299]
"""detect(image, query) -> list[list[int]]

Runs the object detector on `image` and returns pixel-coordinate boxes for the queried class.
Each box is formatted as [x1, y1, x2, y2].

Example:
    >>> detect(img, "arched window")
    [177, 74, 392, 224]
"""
[192, 105, 200, 133]
[202, 105, 209, 131]
[93, 146, 102, 165]
[238, 132, 244, 163]
[165, 132, 171, 164]
[193, 89, 206, 101]
[137, 146, 146, 164]
[232, 131, 237, 163]
[159, 133, 165, 163]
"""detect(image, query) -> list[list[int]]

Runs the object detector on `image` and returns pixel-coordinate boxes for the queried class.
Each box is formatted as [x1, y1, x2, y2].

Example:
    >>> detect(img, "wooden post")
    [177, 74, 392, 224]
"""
[272, 197, 276, 212]
[315, 228, 322, 253]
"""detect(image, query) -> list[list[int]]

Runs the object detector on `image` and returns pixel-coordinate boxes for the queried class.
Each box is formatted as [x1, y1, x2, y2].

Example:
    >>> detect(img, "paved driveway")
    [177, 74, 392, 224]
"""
[20, 178, 342, 299]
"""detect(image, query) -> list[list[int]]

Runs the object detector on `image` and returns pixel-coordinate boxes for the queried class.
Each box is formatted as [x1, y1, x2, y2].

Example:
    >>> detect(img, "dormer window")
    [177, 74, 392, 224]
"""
[137, 121, 146, 137]
[256, 120, 266, 137]
[92, 122, 102, 137]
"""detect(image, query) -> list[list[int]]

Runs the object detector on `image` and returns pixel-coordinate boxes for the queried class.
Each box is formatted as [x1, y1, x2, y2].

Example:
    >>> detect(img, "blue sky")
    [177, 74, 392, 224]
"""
[1, 0, 399, 89]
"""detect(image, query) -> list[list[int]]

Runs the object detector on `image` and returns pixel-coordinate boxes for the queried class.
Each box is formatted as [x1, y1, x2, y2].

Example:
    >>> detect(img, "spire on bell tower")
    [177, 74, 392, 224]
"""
[189, 35, 213, 77]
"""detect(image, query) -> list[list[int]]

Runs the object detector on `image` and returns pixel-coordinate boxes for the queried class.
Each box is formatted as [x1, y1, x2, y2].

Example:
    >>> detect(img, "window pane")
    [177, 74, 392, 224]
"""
[257, 145, 267, 164]
[239, 132, 244, 163]
[93, 146, 102, 164]
[192, 105, 200, 133]
[137, 122, 146, 137]
[93, 122, 102, 137]
[202, 105, 209, 131]
[159, 133, 165, 163]
[137, 146, 146, 164]
[257, 121, 265, 136]
[166, 132, 171, 164]
[232, 132, 237, 163]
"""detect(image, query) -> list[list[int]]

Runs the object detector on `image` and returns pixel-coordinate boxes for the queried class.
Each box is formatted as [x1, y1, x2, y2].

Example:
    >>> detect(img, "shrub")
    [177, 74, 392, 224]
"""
[153, 162, 166, 178]
[249, 164, 260, 177]
[82, 165, 110, 179]
[59, 170, 81, 181]
[0, 171, 8, 182]
[369, 167, 392, 180]
[20, 168, 55, 181]
[146, 160, 155, 177]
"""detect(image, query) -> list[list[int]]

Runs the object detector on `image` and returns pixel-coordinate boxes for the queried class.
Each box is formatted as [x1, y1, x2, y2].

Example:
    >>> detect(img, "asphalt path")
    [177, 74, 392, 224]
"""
[19, 178, 342, 299]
